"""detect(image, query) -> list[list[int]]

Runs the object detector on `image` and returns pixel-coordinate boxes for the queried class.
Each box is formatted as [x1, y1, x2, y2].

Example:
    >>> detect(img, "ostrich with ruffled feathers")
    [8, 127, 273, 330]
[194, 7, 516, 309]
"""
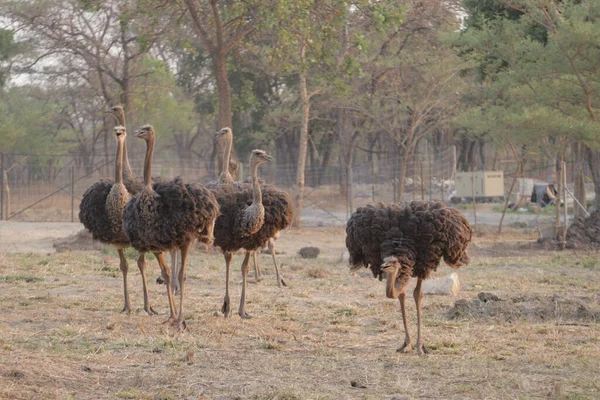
[79, 125, 158, 315]
[346, 201, 472, 354]
[211, 128, 292, 289]
[210, 142, 293, 318]
[123, 125, 219, 331]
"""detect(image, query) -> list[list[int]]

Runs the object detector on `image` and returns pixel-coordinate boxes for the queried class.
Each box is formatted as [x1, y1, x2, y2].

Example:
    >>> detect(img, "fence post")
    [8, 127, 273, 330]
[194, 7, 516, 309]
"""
[471, 166, 478, 234]
[0, 152, 3, 220]
[347, 164, 353, 219]
[562, 160, 568, 249]
[71, 164, 75, 223]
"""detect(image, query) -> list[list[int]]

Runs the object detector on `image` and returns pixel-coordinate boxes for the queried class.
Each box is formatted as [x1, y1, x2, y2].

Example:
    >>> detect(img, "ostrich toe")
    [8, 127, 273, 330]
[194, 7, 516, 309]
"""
[416, 343, 430, 355]
[222, 298, 232, 318]
[397, 340, 413, 353]
[145, 306, 158, 316]
[239, 311, 252, 319]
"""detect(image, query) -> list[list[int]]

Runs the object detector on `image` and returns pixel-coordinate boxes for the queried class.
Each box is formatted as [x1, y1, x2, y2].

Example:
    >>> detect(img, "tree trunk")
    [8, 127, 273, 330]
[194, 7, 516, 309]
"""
[572, 141, 586, 218]
[2, 169, 9, 220]
[554, 156, 563, 238]
[397, 147, 410, 201]
[294, 62, 310, 228]
[213, 51, 233, 130]
[586, 146, 600, 211]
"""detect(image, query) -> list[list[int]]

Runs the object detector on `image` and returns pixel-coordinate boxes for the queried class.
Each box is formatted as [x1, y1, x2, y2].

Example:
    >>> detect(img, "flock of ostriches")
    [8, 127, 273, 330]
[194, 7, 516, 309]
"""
[79, 106, 472, 355]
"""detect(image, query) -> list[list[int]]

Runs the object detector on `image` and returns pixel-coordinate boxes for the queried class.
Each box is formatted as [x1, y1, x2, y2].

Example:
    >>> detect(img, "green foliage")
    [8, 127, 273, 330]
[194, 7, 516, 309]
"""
[455, 0, 600, 152]
[132, 57, 196, 142]
[0, 86, 76, 155]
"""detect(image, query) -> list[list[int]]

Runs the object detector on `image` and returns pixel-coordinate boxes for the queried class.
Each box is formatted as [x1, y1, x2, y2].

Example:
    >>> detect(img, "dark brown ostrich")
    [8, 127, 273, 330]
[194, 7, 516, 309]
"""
[79, 125, 157, 315]
[210, 147, 294, 319]
[106, 106, 182, 294]
[123, 125, 220, 331]
[213, 128, 293, 288]
[345, 201, 472, 354]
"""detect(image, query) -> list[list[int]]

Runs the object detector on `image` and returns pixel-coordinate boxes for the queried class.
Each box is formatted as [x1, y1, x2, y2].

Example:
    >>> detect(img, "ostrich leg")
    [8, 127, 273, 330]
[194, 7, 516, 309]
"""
[397, 290, 412, 353]
[252, 251, 262, 282]
[238, 251, 252, 319]
[170, 251, 181, 294]
[176, 241, 192, 332]
[221, 252, 233, 317]
[268, 239, 287, 287]
[155, 252, 178, 324]
[414, 278, 429, 355]
[136, 252, 158, 315]
[117, 248, 132, 313]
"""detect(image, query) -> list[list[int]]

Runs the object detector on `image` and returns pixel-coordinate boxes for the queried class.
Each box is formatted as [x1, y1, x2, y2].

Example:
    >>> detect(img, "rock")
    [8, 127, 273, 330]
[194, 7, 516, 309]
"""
[350, 380, 367, 389]
[478, 292, 501, 303]
[422, 273, 460, 295]
[298, 246, 320, 259]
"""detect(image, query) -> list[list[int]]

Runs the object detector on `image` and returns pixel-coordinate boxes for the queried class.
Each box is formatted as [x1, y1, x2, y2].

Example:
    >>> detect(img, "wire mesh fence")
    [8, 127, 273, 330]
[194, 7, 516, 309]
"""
[2, 145, 582, 226]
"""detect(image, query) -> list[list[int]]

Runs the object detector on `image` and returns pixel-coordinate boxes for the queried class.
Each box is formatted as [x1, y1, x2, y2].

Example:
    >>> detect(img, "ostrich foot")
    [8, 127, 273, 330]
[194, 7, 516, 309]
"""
[238, 311, 252, 319]
[162, 316, 178, 326]
[177, 319, 187, 332]
[416, 343, 430, 355]
[221, 299, 232, 318]
[253, 276, 263, 283]
[278, 277, 287, 288]
[121, 304, 132, 314]
[145, 306, 158, 316]
[397, 341, 413, 353]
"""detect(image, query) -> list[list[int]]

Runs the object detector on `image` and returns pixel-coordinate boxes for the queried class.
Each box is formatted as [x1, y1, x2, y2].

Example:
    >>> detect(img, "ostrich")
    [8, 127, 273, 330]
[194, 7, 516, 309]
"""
[105, 106, 143, 192]
[79, 125, 157, 315]
[345, 201, 472, 354]
[213, 128, 292, 288]
[106, 106, 182, 293]
[211, 147, 293, 318]
[123, 125, 219, 331]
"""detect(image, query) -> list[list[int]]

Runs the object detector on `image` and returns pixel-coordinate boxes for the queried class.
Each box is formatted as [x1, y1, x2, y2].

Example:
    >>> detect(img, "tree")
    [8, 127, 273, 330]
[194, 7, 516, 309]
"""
[457, 0, 600, 213]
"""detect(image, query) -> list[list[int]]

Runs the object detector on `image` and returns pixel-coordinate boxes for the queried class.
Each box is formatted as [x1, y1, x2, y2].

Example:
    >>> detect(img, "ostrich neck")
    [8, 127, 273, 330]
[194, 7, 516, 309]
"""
[385, 267, 402, 299]
[118, 112, 134, 179]
[115, 137, 125, 184]
[143, 136, 155, 191]
[251, 160, 262, 204]
[223, 134, 232, 175]
[122, 140, 134, 180]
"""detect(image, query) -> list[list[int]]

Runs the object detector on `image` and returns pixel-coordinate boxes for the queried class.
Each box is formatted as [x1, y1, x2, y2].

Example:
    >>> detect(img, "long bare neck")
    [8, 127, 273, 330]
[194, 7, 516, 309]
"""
[218, 134, 234, 183]
[251, 159, 262, 204]
[223, 134, 232, 175]
[143, 136, 155, 191]
[385, 266, 402, 299]
[118, 112, 134, 179]
[115, 137, 125, 184]
[122, 140, 134, 179]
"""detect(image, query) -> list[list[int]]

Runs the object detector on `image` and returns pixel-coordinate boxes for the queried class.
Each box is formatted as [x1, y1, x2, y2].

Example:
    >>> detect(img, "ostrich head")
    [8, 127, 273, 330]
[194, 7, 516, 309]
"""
[114, 125, 126, 139]
[381, 256, 414, 299]
[106, 105, 125, 124]
[135, 125, 155, 140]
[216, 127, 232, 138]
[250, 149, 272, 165]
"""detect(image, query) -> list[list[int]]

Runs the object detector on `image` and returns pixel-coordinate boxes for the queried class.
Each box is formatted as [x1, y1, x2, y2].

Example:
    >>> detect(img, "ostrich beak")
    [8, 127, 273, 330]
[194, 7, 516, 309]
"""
[265, 154, 273, 162]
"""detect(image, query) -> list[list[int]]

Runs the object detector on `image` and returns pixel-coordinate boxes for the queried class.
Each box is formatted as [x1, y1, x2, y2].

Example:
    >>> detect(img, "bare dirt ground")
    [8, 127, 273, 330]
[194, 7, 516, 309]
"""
[1, 222, 599, 399]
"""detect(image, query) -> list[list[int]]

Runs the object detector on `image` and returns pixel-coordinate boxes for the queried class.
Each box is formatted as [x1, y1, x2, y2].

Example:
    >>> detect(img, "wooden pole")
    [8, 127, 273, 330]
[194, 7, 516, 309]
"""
[471, 167, 478, 234]
[71, 164, 75, 223]
[0, 153, 4, 220]
[420, 161, 424, 200]
[499, 143, 521, 233]
[562, 160, 568, 249]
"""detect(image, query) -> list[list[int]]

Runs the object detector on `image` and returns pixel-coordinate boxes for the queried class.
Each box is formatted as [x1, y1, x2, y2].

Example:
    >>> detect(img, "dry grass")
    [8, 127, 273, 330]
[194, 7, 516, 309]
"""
[0, 226, 599, 399]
